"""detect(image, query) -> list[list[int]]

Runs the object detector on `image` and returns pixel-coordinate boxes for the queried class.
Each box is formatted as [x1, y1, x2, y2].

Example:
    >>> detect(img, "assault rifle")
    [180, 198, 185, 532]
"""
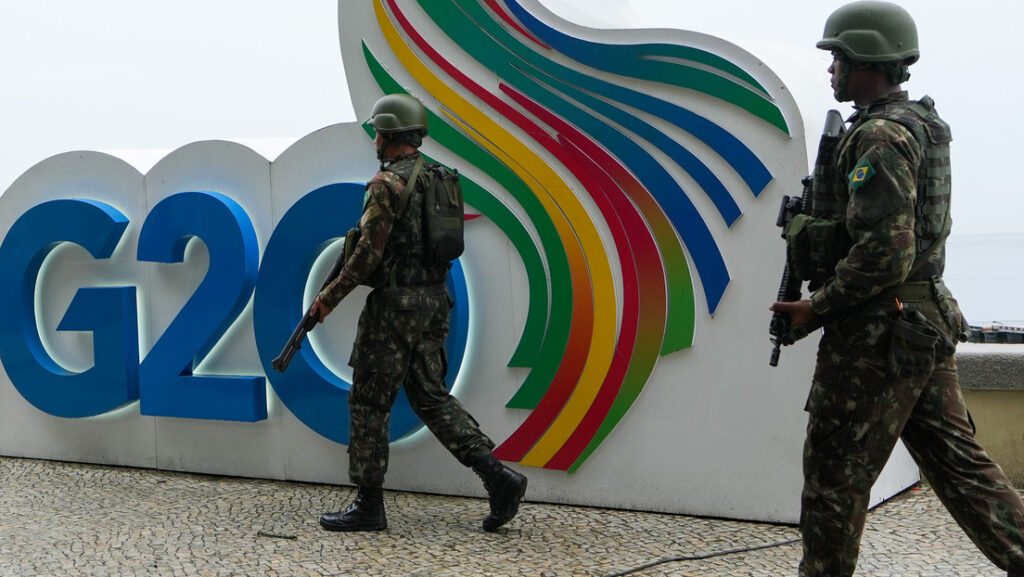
[769, 177, 813, 367]
[271, 244, 350, 373]
[769, 109, 846, 366]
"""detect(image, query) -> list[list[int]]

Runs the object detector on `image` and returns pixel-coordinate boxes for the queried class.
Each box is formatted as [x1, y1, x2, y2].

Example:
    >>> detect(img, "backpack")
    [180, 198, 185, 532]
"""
[399, 156, 465, 264]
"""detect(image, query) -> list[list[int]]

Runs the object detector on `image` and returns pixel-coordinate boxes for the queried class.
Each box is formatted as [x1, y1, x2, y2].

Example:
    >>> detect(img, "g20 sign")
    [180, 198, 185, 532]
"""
[0, 0, 796, 475]
[0, 176, 469, 445]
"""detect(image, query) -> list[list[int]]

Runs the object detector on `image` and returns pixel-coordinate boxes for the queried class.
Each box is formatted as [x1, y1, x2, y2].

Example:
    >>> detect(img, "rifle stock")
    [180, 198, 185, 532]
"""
[271, 308, 320, 373]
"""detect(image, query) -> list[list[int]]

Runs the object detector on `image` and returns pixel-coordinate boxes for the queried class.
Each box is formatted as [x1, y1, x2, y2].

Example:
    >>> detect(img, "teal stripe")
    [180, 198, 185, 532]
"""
[504, 0, 788, 135]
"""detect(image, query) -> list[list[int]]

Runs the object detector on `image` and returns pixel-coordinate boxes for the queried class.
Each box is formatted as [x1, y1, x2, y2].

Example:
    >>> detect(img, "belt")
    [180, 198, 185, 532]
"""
[380, 283, 447, 296]
[819, 279, 943, 333]
[859, 281, 934, 313]
[888, 281, 934, 303]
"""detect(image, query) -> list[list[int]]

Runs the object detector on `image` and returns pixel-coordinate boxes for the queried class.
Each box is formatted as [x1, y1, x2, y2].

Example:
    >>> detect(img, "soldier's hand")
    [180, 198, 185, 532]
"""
[769, 299, 815, 328]
[310, 297, 332, 323]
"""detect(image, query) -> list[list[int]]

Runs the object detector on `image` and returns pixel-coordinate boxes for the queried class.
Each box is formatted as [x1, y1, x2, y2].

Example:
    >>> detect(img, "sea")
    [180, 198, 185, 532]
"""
[943, 232, 1024, 327]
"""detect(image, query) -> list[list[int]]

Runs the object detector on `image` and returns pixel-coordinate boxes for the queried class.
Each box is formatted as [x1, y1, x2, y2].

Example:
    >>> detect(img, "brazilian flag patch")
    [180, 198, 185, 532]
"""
[848, 158, 876, 191]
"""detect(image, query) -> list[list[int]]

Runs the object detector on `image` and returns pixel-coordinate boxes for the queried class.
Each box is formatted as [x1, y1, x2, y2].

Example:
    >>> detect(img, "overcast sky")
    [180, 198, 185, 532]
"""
[1, 1, 1019, 234]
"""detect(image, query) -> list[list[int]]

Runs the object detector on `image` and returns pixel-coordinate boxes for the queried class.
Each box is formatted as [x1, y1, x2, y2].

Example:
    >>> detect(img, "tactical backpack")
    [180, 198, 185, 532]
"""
[342, 155, 464, 289]
[399, 155, 465, 264]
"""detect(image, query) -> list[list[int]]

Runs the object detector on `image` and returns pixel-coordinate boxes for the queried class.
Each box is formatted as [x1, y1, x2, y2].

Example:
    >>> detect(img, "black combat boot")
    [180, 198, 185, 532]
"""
[472, 454, 528, 532]
[319, 486, 387, 532]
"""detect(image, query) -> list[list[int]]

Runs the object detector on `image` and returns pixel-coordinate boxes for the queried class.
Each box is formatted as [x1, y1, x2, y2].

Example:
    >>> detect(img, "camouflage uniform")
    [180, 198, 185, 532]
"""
[799, 92, 1024, 576]
[318, 152, 494, 487]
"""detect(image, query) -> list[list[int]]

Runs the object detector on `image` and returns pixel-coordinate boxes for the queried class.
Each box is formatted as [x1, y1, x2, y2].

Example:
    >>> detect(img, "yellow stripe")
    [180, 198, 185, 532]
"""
[372, 0, 617, 462]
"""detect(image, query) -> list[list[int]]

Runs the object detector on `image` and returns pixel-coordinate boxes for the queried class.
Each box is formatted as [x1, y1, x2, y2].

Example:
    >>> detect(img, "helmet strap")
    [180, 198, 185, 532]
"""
[834, 63, 852, 103]
[875, 61, 911, 84]
[376, 132, 422, 162]
[376, 134, 399, 162]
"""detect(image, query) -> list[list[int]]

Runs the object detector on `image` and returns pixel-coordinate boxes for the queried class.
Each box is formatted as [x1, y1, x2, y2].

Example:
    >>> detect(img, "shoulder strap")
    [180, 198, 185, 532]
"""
[397, 155, 425, 217]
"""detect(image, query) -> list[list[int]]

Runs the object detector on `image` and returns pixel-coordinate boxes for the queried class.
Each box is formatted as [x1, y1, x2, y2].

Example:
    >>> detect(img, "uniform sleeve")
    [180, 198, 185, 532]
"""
[810, 122, 920, 317]
[317, 179, 397, 308]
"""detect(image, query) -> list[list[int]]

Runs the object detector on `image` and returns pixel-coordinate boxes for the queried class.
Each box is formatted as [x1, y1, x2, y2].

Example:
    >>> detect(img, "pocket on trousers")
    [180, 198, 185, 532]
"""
[805, 379, 879, 421]
[414, 337, 447, 385]
[349, 297, 401, 373]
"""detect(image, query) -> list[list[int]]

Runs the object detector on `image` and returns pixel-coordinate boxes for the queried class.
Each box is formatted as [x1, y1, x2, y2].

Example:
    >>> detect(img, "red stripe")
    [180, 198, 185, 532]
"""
[484, 0, 549, 49]
[498, 84, 669, 470]
[498, 85, 646, 470]
[385, 0, 594, 461]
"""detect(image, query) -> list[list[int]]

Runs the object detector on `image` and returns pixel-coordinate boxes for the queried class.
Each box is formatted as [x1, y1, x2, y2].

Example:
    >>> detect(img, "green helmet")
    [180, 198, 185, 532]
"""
[816, 1, 919, 64]
[367, 93, 428, 135]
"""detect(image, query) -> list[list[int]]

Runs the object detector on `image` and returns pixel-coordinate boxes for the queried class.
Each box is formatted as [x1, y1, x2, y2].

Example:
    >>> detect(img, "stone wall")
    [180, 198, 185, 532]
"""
[958, 343, 1024, 486]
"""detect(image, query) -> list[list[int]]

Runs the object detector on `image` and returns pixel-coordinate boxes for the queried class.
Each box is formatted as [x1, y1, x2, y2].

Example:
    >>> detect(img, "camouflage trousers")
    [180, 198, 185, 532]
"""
[346, 285, 494, 487]
[800, 299, 1024, 576]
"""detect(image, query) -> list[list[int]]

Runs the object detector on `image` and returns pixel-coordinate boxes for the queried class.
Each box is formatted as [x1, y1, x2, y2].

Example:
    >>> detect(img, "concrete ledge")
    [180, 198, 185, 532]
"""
[956, 343, 1024, 486]
[957, 343, 1024, 391]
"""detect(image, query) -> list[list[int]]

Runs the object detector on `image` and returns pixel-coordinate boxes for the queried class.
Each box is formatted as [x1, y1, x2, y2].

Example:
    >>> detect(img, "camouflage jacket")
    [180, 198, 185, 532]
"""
[317, 156, 409, 309]
[318, 152, 447, 309]
[810, 92, 931, 318]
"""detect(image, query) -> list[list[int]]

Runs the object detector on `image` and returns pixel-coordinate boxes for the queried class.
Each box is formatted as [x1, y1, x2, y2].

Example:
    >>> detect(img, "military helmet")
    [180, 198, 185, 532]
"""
[367, 93, 428, 135]
[816, 1, 919, 64]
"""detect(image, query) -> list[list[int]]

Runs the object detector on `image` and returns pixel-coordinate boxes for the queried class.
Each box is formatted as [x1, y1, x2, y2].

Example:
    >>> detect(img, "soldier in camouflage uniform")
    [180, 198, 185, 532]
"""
[310, 93, 527, 533]
[771, 2, 1024, 575]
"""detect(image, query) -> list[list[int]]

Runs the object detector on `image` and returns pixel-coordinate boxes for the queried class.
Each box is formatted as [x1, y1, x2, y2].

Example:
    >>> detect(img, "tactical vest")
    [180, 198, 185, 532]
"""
[811, 95, 952, 280]
[365, 154, 450, 288]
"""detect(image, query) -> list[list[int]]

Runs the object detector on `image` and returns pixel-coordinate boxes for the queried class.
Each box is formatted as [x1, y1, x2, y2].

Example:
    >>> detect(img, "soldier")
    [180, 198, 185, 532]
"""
[310, 93, 527, 533]
[771, 2, 1024, 575]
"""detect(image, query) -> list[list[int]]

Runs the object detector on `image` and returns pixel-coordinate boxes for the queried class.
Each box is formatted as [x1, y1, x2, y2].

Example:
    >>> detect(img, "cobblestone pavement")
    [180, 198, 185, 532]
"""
[0, 457, 1010, 576]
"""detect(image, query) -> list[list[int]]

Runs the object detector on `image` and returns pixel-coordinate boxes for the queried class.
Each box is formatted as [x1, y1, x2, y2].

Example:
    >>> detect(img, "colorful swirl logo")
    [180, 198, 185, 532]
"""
[350, 0, 789, 472]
